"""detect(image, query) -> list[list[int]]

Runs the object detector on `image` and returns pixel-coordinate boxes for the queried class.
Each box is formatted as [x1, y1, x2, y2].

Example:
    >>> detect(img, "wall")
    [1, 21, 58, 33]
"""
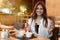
[0, 13, 16, 25]
[46, 0, 60, 16]
[0, 12, 30, 26]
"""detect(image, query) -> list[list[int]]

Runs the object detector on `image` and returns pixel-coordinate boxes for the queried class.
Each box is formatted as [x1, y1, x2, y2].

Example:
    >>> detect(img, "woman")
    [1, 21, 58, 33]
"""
[25, 1, 54, 38]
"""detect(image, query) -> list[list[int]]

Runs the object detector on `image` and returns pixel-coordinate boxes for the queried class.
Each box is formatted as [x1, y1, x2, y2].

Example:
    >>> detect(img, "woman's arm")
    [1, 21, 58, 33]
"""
[25, 23, 31, 32]
[48, 19, 55, 37]
[49, 19, 55, 33]
[25, 18, 32, 32]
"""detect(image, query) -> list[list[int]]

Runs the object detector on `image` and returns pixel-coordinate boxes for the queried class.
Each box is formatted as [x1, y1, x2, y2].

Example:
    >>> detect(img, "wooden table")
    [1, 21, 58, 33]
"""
[0, 23, 50, 40]
[0, 36, 50, 40]
[9, 36, 50, 40]
[0, 31, 50, 40]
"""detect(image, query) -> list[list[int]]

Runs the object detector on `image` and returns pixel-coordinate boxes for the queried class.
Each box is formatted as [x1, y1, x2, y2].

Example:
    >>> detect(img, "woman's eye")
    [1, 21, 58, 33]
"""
[40, 8, 43, 10]
[36, 8, 38, 9]
[36, 8, 43, 10]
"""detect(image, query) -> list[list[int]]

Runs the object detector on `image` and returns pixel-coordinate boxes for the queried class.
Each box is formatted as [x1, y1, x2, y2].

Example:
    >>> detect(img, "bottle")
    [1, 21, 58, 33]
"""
[5, 29, 9, 39]
[1, 29, 6, 39]
[1, 29, 9, 39]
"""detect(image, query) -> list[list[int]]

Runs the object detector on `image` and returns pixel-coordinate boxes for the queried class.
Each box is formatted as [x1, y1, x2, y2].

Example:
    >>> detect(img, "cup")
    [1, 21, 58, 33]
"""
[16, 30, 25, 38]
[25, 32, 32, 38]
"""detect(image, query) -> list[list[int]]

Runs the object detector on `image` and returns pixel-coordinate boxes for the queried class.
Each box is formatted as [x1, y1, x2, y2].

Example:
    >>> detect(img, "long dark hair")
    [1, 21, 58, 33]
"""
[31, 1, 48, 27]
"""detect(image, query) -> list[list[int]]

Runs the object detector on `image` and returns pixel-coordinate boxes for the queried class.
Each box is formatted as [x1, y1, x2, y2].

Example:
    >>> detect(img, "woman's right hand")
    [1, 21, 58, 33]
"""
[25, 23, 29, 28]
[25, 23, 32, 32]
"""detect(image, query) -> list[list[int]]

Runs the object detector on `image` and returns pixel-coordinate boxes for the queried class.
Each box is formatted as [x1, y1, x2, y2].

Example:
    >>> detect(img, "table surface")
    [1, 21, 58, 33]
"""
[0, 31, 50, 40]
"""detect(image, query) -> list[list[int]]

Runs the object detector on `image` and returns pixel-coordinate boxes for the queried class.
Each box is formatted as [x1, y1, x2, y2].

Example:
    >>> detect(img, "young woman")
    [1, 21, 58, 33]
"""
[25, 1, 54, 38]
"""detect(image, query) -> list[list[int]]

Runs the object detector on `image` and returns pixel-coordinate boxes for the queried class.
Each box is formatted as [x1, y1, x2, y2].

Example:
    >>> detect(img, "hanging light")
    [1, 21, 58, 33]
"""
[20, 5, 27, 13]
[1, 8, 12, 14]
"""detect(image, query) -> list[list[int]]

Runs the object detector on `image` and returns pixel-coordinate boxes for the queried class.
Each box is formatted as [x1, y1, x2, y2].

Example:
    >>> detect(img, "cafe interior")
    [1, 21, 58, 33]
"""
[0, 0, 60, 40]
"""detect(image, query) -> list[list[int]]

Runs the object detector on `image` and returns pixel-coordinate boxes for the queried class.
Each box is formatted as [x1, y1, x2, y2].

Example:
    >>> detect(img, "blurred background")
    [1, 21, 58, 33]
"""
[0, 0, 60, 40]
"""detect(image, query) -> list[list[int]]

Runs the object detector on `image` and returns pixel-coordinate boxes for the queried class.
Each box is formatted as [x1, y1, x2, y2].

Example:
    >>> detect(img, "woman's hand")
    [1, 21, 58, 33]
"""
[25, 23, 29, 28]
[25, 23, 31, 32]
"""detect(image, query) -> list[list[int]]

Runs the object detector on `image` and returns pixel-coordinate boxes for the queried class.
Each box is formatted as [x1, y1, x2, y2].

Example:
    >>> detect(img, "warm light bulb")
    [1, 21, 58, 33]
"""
[20, 5, 27, 12]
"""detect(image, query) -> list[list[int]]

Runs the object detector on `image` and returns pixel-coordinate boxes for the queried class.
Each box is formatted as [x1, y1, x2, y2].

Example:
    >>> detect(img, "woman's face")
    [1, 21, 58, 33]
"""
[36, 4, 44, 16]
